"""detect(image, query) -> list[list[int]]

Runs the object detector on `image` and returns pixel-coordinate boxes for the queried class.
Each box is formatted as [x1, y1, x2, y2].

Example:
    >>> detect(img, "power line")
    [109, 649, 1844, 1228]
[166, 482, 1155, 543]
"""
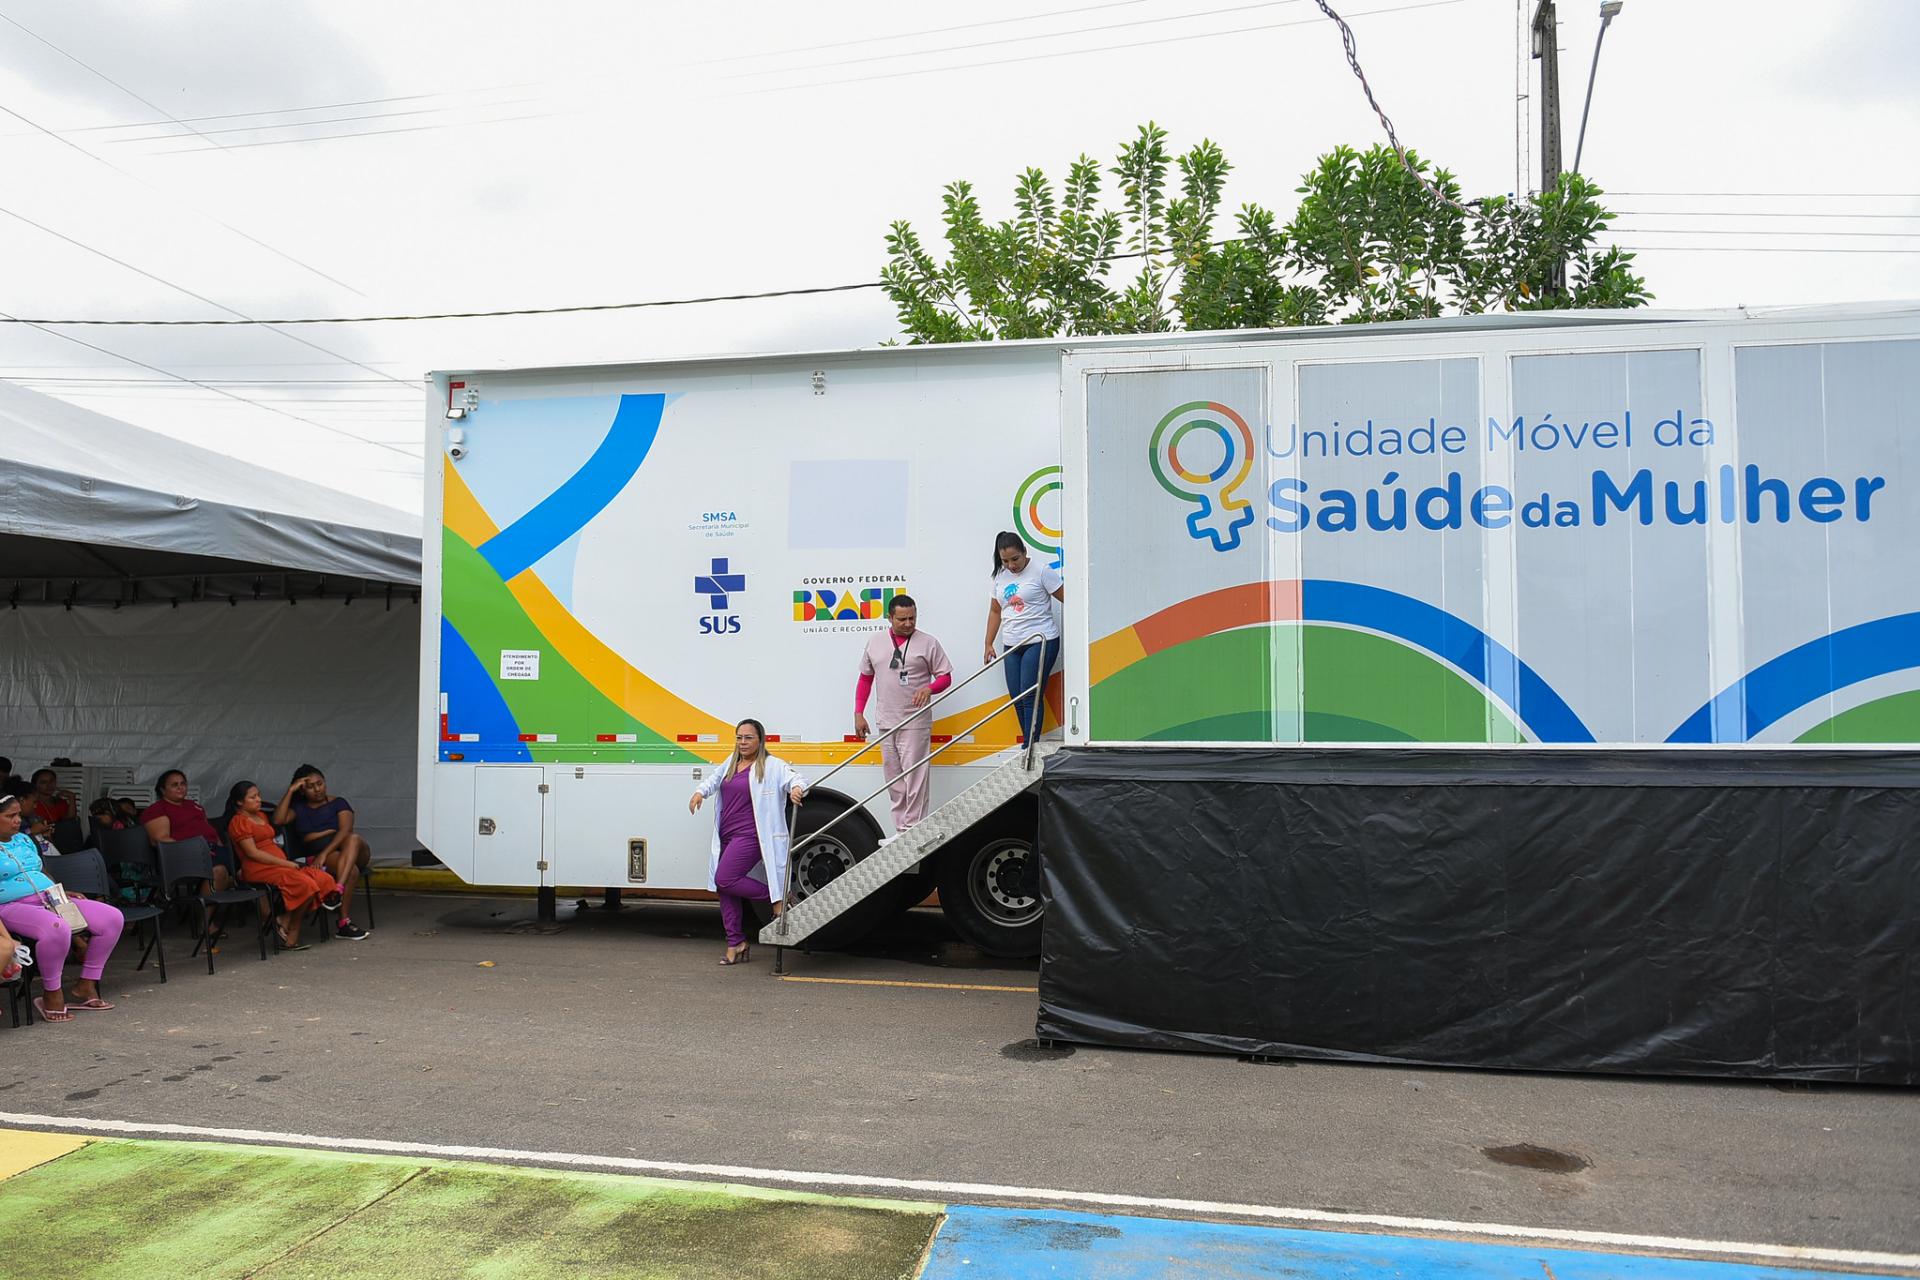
[721, 0, 1308, 80]
[104, 97, 543, 146]
[123, 0, 1456, 156]
[8, 375, 409, 385]
[743, 0, 1465, 95]
[0, 12, 227, 150]
[140, 107, 570, 156]
[0, 231, 1264, 327]
[0, 279, 889, 325]
[15, 4, 1168, 143]
[24, 4, 1216, 163]
[0, 307, 420, 456]
[60, 85, 538, 135]
[1611, 209, 1920, 220]
[148, 5, 1315, 154]
[1306, 0, 1471, 213]
[38, 390, 417, 403]
[1608, 191, 1920, 199]
[0, 201, 409, 386]
[0, 98, 366, 298]
[1612, 244, 1920, 255]
[1609, 227, 1920, 239]
[0, 360, 416, 370]
[697, 0, 1161, 65]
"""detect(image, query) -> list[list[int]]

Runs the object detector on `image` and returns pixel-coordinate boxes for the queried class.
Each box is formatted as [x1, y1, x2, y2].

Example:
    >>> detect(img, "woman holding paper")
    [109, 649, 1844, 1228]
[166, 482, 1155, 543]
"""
[0, 793, 124, 1022]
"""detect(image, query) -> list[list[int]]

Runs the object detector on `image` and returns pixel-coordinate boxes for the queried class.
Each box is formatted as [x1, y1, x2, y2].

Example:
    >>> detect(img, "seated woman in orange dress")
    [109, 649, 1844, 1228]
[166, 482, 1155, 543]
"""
[222, 781, 339, 951]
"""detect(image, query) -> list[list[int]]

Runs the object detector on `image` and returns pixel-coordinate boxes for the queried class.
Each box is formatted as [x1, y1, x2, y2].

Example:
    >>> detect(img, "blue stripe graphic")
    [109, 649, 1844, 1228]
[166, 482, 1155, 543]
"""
[921, 1207, 1897, 1280]
[437, 618, 529, 762]
[477, 392, 664, 581]
[1667, 612, 1920, 743]
[1304, 579, 1595, 743]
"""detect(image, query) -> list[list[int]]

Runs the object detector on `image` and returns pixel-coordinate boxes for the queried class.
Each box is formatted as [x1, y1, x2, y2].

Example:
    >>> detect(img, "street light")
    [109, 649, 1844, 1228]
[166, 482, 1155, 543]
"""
[1571, 0, 1624, 176]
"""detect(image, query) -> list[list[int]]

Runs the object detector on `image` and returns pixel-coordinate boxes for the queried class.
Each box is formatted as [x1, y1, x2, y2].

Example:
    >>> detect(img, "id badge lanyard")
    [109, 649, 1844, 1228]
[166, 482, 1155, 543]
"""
[891, 634, 913, 687]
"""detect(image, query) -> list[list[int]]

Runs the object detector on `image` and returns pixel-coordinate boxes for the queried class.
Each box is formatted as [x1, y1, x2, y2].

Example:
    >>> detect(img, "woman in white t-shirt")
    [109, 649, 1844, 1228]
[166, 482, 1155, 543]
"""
[983, 531, 1065, 741]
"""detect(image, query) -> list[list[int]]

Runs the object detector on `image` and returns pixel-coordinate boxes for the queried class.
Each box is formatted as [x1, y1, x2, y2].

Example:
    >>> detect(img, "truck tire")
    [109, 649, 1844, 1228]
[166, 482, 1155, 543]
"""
[785, 795, 894, 950]
[936, 811, 1044, 958]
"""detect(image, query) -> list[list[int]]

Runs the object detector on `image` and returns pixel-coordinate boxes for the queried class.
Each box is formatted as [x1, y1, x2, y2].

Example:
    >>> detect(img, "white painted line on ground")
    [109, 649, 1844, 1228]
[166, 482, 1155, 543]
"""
[3, 1111, 1914, 1273]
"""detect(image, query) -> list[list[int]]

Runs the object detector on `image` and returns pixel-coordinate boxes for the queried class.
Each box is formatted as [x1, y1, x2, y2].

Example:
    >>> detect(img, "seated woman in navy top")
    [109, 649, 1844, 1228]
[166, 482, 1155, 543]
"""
[272, 764, 369, 939]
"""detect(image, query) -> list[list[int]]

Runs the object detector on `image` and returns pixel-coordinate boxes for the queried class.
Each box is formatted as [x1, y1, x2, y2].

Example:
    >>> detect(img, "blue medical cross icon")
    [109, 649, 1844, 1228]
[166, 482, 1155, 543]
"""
[694, 557, 745, 610]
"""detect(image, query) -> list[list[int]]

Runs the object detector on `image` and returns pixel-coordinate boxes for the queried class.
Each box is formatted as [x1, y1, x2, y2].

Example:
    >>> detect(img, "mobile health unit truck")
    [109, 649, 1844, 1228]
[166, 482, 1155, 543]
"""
[419, 302, 1920, 982]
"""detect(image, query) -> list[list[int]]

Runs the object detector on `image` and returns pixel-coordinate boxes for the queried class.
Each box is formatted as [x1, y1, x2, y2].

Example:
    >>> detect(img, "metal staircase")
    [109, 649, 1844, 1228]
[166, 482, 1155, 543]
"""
[759, 739, 1061, 951]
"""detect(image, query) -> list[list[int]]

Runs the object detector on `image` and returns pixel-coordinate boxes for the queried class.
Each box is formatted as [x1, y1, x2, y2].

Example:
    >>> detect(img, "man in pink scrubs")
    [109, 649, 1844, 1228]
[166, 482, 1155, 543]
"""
[854, 595, 953, 832]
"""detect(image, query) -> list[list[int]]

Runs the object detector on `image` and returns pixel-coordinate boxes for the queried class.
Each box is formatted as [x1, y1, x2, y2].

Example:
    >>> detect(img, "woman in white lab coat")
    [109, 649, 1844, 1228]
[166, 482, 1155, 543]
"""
[688, 718, 808, 965]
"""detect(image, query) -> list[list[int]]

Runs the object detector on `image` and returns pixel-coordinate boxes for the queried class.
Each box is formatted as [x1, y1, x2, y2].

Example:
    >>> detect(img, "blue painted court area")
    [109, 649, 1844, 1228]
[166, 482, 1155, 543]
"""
[920, 1207, 1898, 1280]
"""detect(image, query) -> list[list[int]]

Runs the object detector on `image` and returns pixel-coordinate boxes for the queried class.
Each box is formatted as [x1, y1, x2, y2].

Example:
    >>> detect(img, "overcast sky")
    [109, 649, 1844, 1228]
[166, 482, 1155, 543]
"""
[2, 0, 1915, 515]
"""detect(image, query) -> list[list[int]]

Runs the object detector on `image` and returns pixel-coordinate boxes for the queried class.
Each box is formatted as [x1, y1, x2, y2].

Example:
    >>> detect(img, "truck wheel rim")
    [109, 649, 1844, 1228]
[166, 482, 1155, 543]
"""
[793, 833, 859, 900]
[972, 838, 1042, 928]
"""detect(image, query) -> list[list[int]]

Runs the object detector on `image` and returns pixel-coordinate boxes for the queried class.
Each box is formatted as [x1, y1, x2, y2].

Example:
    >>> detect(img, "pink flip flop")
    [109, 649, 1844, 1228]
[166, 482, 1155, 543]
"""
[67, 996, 115, 1011]
[32, 998, 74, 1023]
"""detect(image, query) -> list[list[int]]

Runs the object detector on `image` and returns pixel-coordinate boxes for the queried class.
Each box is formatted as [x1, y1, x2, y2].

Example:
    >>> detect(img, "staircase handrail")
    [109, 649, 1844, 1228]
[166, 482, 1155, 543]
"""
[777, 636, 1050, 937]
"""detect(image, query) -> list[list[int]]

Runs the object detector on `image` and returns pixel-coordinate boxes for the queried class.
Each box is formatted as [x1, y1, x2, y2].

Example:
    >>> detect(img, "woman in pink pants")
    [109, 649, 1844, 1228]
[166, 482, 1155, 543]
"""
[689, 719, 807, 966]
[0, 794, 124, 1022]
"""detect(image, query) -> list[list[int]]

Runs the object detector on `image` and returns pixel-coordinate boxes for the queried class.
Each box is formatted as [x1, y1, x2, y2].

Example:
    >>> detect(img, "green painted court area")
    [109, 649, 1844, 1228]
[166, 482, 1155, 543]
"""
[0, 1136, 940, 1280]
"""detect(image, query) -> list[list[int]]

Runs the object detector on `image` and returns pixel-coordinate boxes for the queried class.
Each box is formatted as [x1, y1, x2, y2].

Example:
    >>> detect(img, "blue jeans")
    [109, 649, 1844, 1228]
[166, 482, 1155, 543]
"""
[1002, 636, 1060, 741]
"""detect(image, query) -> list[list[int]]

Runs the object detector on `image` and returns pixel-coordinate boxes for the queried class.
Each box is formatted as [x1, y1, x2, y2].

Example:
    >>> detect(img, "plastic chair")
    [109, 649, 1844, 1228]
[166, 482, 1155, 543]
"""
[1, 942, 29, 1027]
[49, 817, 85, 854]
[98, 826, 161, 908]
[245, 857, 332, 950]
[42, 849, 166, 984]
[156, 838, 270, 973]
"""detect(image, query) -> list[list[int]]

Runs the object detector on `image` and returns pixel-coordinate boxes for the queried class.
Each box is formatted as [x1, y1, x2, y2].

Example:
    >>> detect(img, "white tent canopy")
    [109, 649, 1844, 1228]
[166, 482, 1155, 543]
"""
[0, 378, 419, 588]
[0, 381, 424, 864]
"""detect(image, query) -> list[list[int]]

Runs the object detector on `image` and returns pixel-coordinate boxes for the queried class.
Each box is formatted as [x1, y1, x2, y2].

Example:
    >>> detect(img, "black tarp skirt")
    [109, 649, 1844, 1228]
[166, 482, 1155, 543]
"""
[1035, 748, 1919, 1084]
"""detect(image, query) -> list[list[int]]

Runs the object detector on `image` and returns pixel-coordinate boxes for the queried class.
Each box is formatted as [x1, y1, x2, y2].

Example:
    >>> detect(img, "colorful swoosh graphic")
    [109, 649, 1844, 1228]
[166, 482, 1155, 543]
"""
[1092, 580, 1589, 744]
[477, 393, 664, 582]
[438, 396, 1040, 765]
[1094, 584, 1920, 745]
[1668, 612, 1920, 743]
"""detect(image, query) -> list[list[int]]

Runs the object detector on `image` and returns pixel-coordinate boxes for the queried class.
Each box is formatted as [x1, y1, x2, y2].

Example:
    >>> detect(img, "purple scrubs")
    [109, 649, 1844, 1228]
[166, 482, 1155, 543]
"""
[715, 767, 769, 947]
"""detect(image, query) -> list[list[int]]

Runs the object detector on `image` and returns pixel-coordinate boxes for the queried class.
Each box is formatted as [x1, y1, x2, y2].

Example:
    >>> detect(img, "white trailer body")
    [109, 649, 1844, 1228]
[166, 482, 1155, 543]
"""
[1061, 305, 1920, 750]
[419, 304, 1920, 953]
[419, 342, 1079, 948]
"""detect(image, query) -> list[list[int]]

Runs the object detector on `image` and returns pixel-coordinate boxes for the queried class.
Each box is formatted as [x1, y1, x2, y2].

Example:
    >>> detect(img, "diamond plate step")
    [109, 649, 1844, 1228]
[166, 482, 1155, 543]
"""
[761, 741, 1061, 949]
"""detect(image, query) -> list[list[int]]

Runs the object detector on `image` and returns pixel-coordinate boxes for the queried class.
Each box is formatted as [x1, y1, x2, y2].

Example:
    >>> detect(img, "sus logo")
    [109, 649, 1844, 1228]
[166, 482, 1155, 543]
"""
[694, 557, 745, 634]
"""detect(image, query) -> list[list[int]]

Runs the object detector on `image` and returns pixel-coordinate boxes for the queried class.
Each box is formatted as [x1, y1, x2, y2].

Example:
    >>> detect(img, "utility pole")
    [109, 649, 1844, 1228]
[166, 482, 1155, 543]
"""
[1514, 0, 1531, 196]
[1532, 0, 1563, 192]
[1531, 0, 1565, 294]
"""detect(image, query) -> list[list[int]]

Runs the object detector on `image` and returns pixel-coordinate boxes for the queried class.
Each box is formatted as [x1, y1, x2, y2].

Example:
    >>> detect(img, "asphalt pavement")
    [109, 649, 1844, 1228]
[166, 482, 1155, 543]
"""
[3, 889, 1915, 1265]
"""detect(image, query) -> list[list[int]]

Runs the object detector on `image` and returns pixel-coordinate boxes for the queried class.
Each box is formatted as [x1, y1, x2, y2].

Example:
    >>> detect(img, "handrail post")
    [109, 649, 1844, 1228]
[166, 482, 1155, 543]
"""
[1021, 636, 1053, 771]
[783, 683, 1045, 858]
[772, 635, 1051, 944]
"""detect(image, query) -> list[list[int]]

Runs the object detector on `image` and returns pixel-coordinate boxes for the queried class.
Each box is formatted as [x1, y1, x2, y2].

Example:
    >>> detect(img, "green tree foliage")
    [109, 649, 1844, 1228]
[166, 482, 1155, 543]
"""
[881, 125, 1649, 343]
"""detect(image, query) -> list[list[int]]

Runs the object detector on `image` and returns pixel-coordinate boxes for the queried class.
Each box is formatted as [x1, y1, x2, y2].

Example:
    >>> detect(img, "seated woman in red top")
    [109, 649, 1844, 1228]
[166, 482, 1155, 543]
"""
[22, 769, 78, 829]
[222, 782, 339, 950]
[140, 768, 235, 890]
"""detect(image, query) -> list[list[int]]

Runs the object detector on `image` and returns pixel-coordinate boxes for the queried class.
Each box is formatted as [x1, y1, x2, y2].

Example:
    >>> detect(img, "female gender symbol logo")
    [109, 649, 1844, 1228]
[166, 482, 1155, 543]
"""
[1147, 400, 1256, 552]
[1013, 465, 1064, 568]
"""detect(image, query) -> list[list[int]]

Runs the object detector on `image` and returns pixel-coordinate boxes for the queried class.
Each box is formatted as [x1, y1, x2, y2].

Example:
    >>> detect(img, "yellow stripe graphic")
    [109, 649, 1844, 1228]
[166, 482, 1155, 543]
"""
[444, 465, 1030, 762]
